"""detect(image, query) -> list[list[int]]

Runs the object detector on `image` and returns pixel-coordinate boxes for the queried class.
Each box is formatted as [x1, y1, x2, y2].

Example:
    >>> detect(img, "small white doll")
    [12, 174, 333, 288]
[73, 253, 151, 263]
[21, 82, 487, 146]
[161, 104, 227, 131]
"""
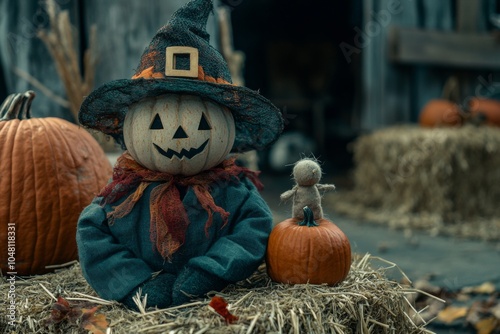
[281, 159, 336, 219]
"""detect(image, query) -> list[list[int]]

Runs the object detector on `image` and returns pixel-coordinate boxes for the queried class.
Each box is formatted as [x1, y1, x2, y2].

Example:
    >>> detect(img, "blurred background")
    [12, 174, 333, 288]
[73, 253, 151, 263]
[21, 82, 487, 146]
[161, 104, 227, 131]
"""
[1, 0, 500, 174]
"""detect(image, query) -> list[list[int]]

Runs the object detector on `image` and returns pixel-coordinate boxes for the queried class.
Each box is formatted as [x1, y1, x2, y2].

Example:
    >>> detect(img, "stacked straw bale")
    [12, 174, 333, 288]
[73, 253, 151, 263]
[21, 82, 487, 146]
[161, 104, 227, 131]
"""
[330, 125, 500, 241]
[0, 255, 437, 333]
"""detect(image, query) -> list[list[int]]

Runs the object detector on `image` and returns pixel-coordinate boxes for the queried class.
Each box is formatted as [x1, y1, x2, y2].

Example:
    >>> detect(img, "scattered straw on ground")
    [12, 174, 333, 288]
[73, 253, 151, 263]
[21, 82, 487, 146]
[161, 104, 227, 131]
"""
[0, 254, 440, 334]
[328, 125, 500, 242]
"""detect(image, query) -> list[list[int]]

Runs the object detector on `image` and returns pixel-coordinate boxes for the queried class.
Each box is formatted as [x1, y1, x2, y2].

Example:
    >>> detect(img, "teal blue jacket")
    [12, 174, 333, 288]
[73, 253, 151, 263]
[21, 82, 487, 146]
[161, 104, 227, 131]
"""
[77, 176, 272, 306]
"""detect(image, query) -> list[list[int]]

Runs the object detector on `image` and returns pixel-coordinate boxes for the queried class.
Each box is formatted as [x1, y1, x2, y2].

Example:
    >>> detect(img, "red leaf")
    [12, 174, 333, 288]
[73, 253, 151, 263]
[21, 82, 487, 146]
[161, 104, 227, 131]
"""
[56, 296, 70, 308]
[209, 296, 239, 324]
[44, 297, 109, 334]
[46, 297, 79, 324]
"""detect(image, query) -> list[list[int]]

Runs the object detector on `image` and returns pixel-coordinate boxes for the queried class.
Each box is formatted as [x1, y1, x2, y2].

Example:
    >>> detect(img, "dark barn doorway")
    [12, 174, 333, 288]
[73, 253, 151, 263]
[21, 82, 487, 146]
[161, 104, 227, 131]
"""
[228, 0, 361, 173]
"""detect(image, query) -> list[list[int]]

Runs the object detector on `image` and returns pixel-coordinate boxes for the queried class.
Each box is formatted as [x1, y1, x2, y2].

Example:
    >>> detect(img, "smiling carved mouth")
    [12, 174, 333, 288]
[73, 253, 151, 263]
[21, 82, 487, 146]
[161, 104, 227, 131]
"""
[153, 139, 209, 159]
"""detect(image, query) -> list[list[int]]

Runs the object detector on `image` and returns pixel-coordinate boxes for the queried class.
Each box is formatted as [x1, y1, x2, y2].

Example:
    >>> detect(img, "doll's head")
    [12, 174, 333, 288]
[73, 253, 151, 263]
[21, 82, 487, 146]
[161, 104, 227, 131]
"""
[123, 94, 235, 176]
[292, 159, 322, 186]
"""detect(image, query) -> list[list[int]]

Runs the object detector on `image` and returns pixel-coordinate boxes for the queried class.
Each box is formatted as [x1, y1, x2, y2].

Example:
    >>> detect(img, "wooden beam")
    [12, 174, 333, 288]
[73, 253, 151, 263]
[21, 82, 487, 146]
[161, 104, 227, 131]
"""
[389, 28, 500, 70]
[456, 0, 480, 33]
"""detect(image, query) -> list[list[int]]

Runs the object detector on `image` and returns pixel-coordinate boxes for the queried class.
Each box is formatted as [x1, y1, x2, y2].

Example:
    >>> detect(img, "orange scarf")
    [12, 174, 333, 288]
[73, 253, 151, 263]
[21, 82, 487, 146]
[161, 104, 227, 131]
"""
[99, 152, 263, 260]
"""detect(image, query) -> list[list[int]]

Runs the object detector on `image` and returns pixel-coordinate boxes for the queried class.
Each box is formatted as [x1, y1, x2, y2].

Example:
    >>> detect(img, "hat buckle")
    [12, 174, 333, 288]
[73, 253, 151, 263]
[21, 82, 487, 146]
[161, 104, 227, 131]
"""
[165, 46, 199, 78]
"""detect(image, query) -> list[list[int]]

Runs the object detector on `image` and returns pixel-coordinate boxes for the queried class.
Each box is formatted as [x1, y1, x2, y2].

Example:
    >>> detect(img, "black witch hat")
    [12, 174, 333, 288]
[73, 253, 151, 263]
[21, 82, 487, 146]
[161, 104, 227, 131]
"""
[79, 0, 283, 152]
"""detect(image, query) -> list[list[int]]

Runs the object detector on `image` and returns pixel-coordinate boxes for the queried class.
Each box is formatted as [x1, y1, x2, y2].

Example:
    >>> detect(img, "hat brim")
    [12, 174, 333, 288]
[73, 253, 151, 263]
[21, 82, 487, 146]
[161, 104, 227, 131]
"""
[79, 78, 284, 152]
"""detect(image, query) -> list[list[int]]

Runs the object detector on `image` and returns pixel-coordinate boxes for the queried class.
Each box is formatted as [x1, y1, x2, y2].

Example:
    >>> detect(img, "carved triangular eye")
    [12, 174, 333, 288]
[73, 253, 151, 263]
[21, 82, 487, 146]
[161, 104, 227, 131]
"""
[198, 112, 211, 130]
[150, 113, 164, 130]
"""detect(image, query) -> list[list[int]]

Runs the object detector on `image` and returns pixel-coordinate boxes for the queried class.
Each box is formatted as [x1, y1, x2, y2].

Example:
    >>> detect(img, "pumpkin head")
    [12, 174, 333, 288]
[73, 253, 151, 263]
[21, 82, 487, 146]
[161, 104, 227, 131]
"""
[123, 94, 235, 176]
[0, 91, 112, 275]
[266, 207, 351, 285]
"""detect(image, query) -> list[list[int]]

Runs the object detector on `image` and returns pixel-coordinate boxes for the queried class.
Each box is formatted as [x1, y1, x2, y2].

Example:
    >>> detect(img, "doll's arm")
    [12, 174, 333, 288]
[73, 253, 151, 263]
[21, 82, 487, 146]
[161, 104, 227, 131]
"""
[316, 184, 336, 192]
[77, 199, 165, 306]
[171, 180, 273, 305]
[280, 186, 297, 201]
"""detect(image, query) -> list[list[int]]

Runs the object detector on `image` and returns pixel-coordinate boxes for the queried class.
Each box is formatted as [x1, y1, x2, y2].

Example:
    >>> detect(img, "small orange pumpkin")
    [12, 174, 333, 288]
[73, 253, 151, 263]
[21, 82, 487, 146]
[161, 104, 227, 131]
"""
[0, 91, 112, 275]
[468, 97, 500, 127]
[419, 99, 463, 127]
[266, 206, 351, 285]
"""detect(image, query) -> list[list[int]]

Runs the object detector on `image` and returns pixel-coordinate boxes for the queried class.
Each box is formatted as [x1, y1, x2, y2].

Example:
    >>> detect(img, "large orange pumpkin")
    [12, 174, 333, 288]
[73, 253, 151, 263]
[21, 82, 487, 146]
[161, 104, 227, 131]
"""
[0, 91, 112, 275]
[266, 206, 351, 285]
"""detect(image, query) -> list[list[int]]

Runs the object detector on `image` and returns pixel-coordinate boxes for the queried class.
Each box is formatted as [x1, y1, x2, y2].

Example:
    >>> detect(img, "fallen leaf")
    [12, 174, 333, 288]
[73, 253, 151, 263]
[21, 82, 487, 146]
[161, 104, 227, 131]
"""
[417, 299, 446, 324]
[475, 317, 498, 334]
[491, 304, 500, 320]
[82, 307, 109, 334]
[467, 301, 485, 325]
[209, 296, 239, 324]
[462, 282, 496, 295]
[437, 306, 468, 324]
[45, 296, 81, 324]
[455, 293, 471, 302]
[44, 297, 109, 334]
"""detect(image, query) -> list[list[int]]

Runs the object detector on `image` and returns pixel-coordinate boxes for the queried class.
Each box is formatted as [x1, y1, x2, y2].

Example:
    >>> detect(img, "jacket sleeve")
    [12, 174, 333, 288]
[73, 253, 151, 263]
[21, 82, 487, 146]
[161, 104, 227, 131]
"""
[172, 178, 273, 304]
[76, 198, 154, 301]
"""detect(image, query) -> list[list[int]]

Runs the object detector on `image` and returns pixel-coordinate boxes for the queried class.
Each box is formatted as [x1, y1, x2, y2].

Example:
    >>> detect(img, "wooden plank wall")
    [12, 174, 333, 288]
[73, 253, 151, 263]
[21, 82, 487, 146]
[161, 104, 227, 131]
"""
[83, 0, 217, 87]
[2, 0, 498, 129]
[0, 0, 216, 120]
[0, 0, 79, 120]
[360, 0, 500, 130]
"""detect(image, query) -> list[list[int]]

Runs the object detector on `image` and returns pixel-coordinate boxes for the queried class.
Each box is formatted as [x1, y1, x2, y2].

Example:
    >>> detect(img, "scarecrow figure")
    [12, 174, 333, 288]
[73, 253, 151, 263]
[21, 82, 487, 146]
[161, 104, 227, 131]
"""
[280, 159, 336, 220]
[76, 0, 283, 309]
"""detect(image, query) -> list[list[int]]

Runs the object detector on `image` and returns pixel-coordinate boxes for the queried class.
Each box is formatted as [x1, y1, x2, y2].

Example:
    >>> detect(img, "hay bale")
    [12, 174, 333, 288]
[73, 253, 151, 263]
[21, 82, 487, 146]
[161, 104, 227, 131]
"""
[330, 125, 500, 241]
[0, 255, 438, 333]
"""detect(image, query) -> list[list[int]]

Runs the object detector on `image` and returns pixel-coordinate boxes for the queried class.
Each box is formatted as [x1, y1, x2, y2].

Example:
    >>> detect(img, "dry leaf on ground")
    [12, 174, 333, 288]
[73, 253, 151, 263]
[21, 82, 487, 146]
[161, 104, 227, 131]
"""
[462, 282, 496, 295]
[437, 306, 468, 324]
[475, 317, 499, 334]
[43, 296, 109, 334]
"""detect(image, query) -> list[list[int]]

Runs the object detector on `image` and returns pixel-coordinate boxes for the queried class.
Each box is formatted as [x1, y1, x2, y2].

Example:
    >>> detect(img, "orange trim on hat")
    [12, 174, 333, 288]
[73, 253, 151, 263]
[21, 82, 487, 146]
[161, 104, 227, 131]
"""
[131, 66, 165, 80]
[132, 65, 232, 85]
[197, 66, 231, 85]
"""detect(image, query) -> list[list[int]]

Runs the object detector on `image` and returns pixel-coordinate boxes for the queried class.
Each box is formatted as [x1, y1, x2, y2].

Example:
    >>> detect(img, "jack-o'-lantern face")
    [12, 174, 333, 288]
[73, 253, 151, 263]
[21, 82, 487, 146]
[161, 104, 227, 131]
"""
[123, 94, 235, 175]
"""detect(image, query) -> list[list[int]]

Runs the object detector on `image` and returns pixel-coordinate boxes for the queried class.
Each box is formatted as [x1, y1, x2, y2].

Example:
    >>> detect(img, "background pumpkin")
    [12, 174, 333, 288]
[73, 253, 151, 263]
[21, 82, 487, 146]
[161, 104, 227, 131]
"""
[0, 91, 112, 275]
[418, 77, 464, 128]
[418, 76, 500, 128]
[123, 94, 236, 176]
[418, 99, 463, 127]
[266, 206, 351, 285]
[468, 97, 500, 127]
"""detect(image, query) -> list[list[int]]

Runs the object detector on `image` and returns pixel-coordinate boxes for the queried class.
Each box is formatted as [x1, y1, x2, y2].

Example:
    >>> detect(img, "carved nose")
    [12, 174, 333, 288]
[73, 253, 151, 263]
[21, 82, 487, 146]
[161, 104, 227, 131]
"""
[172, 126, 188, 139]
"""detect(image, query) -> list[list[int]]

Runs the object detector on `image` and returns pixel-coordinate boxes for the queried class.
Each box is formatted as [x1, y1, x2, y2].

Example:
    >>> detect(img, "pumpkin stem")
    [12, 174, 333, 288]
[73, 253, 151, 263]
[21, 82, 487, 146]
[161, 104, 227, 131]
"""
[298, 206, 319, 227]
[0, 91, 35, 121]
